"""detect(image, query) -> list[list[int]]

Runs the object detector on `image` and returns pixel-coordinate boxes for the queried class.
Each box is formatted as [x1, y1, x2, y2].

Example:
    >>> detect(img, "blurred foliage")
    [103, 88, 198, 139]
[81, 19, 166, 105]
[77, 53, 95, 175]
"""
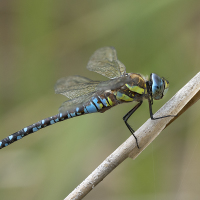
[0, 0, 200, 199]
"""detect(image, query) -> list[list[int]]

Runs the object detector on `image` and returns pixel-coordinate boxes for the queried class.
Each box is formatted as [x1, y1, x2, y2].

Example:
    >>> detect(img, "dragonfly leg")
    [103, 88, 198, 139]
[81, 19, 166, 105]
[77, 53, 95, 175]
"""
[123, 101, 143, 148]
[146, 81, 176, 120]
[148, 97, 176, 120]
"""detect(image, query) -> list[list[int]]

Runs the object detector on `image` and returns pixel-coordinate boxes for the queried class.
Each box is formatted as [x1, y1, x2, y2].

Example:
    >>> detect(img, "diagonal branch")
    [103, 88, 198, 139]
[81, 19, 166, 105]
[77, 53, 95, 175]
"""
[65, 72, 200, 200]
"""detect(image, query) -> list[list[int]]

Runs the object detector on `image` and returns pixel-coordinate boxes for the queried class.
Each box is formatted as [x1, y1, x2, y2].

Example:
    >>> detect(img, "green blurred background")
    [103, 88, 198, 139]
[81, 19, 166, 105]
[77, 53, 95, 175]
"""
[0, 0, 200, 199]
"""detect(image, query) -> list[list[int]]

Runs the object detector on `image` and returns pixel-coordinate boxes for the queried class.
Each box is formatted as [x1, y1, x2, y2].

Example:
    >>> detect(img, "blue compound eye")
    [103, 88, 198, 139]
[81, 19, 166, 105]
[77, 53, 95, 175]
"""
[150, 73, 166, 100]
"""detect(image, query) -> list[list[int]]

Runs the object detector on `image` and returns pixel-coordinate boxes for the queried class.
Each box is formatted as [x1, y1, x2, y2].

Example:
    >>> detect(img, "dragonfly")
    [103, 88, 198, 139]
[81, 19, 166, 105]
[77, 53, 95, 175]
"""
[0, 46, 174, 149]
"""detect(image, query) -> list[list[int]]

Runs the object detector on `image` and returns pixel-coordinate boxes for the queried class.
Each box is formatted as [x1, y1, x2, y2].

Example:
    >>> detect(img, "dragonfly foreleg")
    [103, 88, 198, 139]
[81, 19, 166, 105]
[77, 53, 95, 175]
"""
[123, 101, 143, 148]
[147, 98, 176, 120]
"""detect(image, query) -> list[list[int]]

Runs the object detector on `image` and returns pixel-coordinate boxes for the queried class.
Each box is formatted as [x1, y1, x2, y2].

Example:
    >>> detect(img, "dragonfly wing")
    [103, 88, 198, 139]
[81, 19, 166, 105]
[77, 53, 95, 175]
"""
[58, 92, 95, 113]
[55, 75, 92, 89]
[97, 76, 131, 91]
[86, 47, 126, 79]
[55, 75, 100, 99]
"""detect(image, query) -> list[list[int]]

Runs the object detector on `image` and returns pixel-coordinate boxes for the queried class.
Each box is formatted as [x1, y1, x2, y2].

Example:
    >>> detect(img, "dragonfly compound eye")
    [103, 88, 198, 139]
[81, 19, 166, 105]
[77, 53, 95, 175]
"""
[150, 73, 166, 100]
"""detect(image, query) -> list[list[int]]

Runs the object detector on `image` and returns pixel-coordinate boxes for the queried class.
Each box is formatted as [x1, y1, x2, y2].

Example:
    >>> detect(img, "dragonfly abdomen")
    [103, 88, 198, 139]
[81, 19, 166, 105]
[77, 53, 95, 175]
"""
[0, 113, 67, 149]
[79, 93, 117, 114]
[0, 94, 116, 149]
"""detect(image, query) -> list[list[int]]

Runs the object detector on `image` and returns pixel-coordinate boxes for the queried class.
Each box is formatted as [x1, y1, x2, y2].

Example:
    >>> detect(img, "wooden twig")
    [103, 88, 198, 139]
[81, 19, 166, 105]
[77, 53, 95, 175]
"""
[65, 72, 200, 200]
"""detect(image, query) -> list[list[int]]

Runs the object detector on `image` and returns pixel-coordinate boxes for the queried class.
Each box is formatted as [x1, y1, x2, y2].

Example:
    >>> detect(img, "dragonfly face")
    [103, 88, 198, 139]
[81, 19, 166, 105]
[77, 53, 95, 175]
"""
[150, 73, 169, 100]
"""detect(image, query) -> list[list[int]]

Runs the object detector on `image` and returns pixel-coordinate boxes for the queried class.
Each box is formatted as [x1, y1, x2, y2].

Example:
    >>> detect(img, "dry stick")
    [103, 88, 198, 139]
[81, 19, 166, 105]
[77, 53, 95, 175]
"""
[65, 72, 200, 200]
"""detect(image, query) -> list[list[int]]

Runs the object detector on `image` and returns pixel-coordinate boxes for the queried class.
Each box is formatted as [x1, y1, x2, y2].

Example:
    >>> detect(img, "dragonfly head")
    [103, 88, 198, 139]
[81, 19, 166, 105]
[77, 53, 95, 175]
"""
[150, 73, 169, 100]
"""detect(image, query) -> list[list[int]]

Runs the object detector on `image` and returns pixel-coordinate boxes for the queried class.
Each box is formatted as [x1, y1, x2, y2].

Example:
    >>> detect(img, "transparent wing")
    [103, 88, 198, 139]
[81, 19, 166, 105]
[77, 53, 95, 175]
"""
[86, 46, 126, 79]
[58, 77, 131, 113]
[54, 75, 100, 99]
[58, 92, 95, 113]
[96, 76, 131, 91]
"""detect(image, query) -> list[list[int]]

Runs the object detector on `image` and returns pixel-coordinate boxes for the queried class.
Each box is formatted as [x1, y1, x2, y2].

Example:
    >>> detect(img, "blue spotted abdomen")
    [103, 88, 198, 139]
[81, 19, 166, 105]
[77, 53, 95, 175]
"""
[0, 113, 65, 149]
[0, 93, 117, 149]
[76, 93, 117, 114]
